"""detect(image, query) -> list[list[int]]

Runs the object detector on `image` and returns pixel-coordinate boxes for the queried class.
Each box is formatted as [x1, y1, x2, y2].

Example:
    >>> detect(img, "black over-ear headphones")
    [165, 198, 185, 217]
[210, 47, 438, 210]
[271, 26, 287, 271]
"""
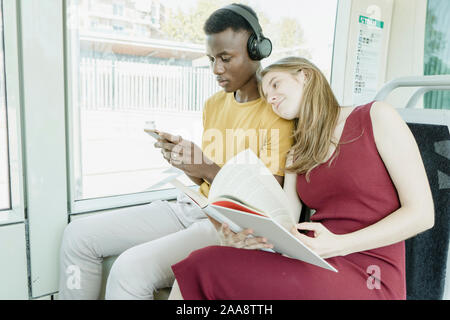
[223, 4, 272, 61]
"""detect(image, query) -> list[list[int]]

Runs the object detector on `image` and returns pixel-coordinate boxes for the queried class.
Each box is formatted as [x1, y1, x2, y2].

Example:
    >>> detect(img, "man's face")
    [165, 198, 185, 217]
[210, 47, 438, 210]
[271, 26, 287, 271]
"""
[206, 28, 259, 93]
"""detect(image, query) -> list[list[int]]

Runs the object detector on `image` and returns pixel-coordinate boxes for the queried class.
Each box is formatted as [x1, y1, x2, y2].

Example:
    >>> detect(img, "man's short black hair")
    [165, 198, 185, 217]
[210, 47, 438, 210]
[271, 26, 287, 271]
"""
[203, 3, 258, 35]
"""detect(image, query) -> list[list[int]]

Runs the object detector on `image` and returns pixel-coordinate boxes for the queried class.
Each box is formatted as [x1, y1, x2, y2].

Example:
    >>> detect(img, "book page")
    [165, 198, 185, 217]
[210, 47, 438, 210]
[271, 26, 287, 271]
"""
[211, 198, 267, 217]
[208, 149, 296, 229]
[211, 204, 337, 272]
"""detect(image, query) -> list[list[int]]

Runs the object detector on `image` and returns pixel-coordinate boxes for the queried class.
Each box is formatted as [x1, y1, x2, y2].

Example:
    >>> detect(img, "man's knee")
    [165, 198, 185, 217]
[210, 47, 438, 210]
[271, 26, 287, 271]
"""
[107, 248, 157, 291]
[61, 218, 97, 256]
[105, 247, 166, 299]
[107, 250, 137, 283]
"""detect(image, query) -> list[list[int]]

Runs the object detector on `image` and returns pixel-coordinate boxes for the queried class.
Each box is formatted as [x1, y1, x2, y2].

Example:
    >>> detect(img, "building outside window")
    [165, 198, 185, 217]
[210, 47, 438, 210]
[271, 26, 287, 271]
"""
[66, 0, 337, 204]
[0, 1, 10, 211]
[113, 3, 124, 16]
[424, 0, 450, 110]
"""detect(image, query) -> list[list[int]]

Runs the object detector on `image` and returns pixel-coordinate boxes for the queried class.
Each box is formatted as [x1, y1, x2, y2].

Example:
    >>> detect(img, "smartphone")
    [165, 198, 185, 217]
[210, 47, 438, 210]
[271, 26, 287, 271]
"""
[144, 129, 163, 140]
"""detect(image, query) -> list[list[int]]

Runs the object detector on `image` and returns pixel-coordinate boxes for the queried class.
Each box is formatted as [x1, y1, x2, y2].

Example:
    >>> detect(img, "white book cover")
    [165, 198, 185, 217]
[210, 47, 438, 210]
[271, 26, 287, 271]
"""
[170, 149, 338, 272]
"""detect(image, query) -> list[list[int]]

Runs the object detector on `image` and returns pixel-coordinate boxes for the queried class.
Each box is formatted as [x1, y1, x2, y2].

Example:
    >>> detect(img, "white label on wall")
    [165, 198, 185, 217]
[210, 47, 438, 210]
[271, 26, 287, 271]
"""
[352, 15, 385, 106]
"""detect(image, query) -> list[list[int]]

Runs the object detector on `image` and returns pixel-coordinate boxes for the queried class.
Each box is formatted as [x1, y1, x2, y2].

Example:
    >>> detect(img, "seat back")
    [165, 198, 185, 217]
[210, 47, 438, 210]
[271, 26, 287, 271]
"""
[398, 108, 450, 300]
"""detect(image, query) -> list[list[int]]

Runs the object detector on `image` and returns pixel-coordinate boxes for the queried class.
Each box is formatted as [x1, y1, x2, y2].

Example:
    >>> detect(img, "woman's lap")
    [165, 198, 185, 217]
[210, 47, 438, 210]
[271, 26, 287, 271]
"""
[172, 246, 392, 300]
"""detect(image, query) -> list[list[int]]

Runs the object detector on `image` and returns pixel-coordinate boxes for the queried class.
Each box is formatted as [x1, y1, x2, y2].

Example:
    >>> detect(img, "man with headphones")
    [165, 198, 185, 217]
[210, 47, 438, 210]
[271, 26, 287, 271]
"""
[161, 3, 293, 228]
[58, 3, 293, 300]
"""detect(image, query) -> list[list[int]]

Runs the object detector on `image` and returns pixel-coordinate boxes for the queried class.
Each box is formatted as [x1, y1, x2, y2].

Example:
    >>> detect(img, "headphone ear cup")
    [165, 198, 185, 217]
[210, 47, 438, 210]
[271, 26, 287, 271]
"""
[247, 33, 272, 61]
[258, 37, 272, 59]
[247, 32, 259, 60]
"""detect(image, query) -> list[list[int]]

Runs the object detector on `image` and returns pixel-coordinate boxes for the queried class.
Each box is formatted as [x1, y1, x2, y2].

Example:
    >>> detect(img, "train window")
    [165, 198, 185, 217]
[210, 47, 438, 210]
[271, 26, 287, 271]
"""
[0, 2, 10, 211]
[66, 0, 337, 201]
[424, 0, 450, 109]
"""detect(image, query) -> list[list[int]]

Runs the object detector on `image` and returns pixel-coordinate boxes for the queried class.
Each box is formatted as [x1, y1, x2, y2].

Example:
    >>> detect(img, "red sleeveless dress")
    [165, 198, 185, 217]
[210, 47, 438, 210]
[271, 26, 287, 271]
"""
[172, 102, 406, 300]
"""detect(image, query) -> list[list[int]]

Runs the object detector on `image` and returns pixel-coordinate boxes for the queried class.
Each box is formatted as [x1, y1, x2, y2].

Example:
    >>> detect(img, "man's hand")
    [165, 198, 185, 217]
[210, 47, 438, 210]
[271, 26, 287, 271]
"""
[154, 131, 220, 183]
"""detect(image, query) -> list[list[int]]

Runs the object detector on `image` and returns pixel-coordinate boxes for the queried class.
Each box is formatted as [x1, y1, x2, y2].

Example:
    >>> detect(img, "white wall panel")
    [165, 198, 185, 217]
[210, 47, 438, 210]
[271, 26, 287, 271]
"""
[19, 0, 68, 297]
[0, 224, 29, 300]
[331, 0, 394, 106]
[384, 0, 427, 108]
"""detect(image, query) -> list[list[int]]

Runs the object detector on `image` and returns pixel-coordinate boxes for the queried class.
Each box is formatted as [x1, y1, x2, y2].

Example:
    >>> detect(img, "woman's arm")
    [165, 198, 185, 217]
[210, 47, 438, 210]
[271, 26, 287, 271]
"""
[293, 102, 434, 258]
[339, 101, 434, 255]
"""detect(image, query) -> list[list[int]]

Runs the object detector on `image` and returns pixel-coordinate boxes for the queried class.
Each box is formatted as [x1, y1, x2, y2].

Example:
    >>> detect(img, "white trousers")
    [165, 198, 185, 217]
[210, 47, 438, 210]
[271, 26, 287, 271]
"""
[58, 198, 220, 300]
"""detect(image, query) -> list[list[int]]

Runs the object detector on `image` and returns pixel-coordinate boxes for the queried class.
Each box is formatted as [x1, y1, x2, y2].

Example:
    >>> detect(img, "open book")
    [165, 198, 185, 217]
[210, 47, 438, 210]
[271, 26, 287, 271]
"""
[170, 149, 337, 273]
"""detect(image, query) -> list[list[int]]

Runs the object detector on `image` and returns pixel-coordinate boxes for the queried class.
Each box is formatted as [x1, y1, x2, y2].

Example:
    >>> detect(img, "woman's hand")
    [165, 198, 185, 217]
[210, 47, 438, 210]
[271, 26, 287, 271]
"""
[290, 222, 346, 259]
[219, 223, 274, 250]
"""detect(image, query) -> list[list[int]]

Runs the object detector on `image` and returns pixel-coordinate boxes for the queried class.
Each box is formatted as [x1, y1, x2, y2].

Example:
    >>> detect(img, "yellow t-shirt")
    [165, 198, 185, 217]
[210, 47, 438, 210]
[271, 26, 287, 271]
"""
[199, 91, 294, 197]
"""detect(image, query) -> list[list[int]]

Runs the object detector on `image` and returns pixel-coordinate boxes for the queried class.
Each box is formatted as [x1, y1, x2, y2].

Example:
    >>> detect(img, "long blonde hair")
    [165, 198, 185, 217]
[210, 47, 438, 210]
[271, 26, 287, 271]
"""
[259, 56, 341, 181]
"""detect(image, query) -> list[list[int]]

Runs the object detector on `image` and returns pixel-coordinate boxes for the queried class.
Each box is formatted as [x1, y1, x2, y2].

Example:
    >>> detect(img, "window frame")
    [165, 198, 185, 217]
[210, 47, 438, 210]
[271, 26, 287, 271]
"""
[330, 0, 352, 105]
[64, 0, 195, 215]
[65, 0, 341, 214]
[0, 0, 25, 226]
[17, 0, 68, 298]
[0, 0, 11, 214]
[0, 0, 342, 298]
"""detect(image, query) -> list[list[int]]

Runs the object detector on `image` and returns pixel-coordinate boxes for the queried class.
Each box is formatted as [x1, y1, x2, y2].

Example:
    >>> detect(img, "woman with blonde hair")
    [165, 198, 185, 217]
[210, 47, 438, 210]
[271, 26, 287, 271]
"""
[168, 56, 434, 300]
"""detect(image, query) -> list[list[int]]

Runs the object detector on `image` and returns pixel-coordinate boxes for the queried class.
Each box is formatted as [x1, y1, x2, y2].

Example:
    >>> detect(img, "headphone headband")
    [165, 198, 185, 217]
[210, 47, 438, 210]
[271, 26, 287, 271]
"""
[223, 4, 263, 40]
[222, 4, 272, 60]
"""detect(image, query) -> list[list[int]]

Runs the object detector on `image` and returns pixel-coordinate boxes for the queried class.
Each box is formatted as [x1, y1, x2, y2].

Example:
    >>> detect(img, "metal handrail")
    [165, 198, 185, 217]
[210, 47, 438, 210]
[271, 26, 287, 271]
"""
[374, 75, 450, 102]
[405, 86, 450, 109]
